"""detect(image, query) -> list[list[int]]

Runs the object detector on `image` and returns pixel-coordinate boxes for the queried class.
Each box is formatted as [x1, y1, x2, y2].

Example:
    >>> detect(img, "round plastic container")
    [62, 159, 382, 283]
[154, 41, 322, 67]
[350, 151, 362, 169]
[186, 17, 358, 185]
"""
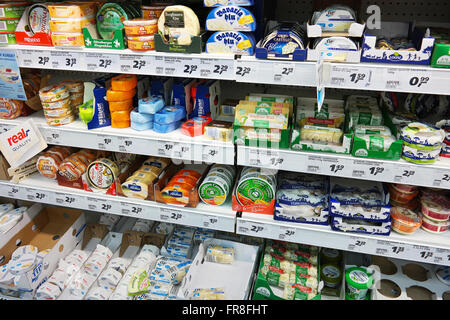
[421, 214, 449, 234]
[321, 263, 343, 288]
[390, 198, 419, 211]
[320, 248, 342, 264]
[390, 206, 422, 235]
[421, 198, 450, 222]
[124, 18, 158, 36]
[388, 184, 419, 204]
[345, 267, 373, 300]
[127, 35, 155, 51]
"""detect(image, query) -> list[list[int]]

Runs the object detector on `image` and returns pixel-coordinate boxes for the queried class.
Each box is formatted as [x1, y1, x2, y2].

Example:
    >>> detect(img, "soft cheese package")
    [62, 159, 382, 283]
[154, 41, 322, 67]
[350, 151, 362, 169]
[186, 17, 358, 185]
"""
[206, 31, 255, 55]
[206, 6, 256, 32]
[157, 5, 200, 45]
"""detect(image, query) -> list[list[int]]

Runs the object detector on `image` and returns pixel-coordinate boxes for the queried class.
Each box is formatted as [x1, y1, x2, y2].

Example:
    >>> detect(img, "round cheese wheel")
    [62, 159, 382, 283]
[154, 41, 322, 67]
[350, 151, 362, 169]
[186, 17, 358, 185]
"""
[157, 5, 200, 43]
[111, 74, 137, 91]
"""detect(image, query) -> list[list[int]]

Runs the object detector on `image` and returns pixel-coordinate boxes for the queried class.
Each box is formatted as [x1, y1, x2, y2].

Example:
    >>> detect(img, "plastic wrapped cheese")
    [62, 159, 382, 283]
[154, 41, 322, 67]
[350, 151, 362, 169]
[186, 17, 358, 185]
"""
[300, 125, 343, 145]
[189, 288, 226, 300]
[157, 5, 200, 45]
[205, 245, 234, 264]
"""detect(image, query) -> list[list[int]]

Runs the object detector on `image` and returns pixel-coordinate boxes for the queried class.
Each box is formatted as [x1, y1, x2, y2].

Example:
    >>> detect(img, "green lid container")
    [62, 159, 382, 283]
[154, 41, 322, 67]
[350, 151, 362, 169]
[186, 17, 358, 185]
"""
[345, 267, 373, 300]
[96, 3, 130, 40]
[321, 263, 343, 288]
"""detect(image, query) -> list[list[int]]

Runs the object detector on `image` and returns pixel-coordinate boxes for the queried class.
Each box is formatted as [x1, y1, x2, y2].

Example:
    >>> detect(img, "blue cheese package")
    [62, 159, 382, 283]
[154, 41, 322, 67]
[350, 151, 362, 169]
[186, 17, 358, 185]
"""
[206, 6, 256, 32]
[154, 105, 186, 124]
[261, 22, 307, 59]
[203, 0, 254, 6]
[206, 31, 255, 55]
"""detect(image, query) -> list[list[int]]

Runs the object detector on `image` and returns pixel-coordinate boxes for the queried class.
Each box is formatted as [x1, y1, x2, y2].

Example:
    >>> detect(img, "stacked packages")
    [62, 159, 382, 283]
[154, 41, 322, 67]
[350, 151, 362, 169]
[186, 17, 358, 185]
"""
[0, 2, 26, 44]
[107, 74, 137, 129]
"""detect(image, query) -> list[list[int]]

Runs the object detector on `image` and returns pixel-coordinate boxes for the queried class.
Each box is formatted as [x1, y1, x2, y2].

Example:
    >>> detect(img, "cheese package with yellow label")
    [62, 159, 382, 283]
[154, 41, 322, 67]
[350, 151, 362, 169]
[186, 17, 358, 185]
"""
[206, 31, 255, 55]
[234, 104, 290, 129]
[206, 6, 256, 32]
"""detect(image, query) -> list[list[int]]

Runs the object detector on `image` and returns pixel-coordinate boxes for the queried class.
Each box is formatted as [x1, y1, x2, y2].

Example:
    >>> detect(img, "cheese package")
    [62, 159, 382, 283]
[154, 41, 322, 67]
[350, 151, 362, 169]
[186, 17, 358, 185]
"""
[141, 5, 167, 20]
[37, 152, 63, 179]
[206, 31, 255, 55]
[131, 108, 154, 123]
[96, 3, 131, 40]
[206, 6, 256, 32]
[311, 5, 356, 33]
[181, 116, 212, 137]
[124, 18, 158, 36]
[109, 99, 134, 112]
[0, 98, 23, 119]
[205, 120, 233, 141]
[39, 84, 70, 103]
[51, 32, 85, 47]
[127, 35, 155, 51]
[106, 88, 136, 102]
[111, 74, 137, 92]
[354, 125, 396, 152]
[154, 105, 187, 124]
[49, 15, 96, 33]
[313, 36, 358, 52]
[87, 158, 120, 190]
[300, 125, 343, 145]
[48, 3, 97, 18]
[189, 288, 226, 300]
[0, 19, 20, 32]
[139, 96, 165, 114]
[157, 5, 200, 46]
[0, 2, 27, 19]
[261, 21, 308, 60]
[234, 104, 290, 129]
[205, 245, 234, 264]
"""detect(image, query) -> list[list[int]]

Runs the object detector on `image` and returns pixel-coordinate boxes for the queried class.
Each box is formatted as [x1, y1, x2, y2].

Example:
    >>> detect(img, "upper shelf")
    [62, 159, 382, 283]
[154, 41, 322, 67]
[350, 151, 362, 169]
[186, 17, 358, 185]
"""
[3, 45, 450, 95]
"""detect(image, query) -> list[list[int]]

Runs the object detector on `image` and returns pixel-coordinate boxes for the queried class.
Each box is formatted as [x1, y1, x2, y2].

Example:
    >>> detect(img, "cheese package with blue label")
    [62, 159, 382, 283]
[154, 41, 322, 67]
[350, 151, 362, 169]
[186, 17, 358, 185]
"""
[131, 121, 154, 131]
[155, 105, 187, 124]
[153, 120, 183, 133]
[85, 86, 111, 130]
[131, 108, 154, 123]
[204, 0, 254, 6]
[261, 22, 308, 59]
[206, 6, 256, 32]
[139, 96, 165, 114]
[206, 31, 255, 55]
[192, 80, 220, 118]
[171, 79, 196, 116]
[150, 77, 173, 104]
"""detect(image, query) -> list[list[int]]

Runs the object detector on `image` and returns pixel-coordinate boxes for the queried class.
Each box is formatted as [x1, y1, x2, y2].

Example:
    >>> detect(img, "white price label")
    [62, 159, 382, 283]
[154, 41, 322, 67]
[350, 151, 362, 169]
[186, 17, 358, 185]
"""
[121, 202, 145, 217]
[430, 169, 450, 189]
[278, 226, 297, 242]
[45, 129, 62, 145]
[157, 141, 175, 157]
[330, 66, 373, 88]
[411, 245, 435, 263]
[352, 160, 388, 179]
[434, 248, 450, 266]
[248, 149, 284, 169]
[117, 137, 135, 153]
[182, 60, 200, 77]
[375, 240, 407, 258]
[96, 134, 118, 151]
[119, 54, 151, 73]
[273, 63, 296, 83]
[85, 53, 120, 72]
[159, 208, 184, 223]
[202, 145, 223, 163]
[19, 50, 52, 68]
[51, 51, 82, 70]
[347, 236, 373, 253]
[55, 193, 86, 209]
[237, 220, 266, 236]
[0, 123, 13, 133]
[6, 185, 23, 199]
[25, 188, 53, 203]
[235, 65, 255, 80]
[392, 164, 418, 184]
[199, 58, 233, 79]
[87, 197, 119, 213]
[172, 143, 192, 159]
[202, 215, 219, 228]
[385, 68, 435, 92]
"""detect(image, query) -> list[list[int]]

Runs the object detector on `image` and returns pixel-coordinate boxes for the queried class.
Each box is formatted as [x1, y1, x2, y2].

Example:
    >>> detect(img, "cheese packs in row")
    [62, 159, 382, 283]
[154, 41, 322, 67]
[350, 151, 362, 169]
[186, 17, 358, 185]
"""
[161, 169, 202, 206]
[122, 157, 171, 200]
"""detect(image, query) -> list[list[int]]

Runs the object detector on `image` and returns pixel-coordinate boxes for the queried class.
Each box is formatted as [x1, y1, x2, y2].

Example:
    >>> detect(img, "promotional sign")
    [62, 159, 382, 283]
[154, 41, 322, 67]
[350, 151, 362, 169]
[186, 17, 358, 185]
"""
[0, 50, 27, 101]
[0, 119, 47, 167]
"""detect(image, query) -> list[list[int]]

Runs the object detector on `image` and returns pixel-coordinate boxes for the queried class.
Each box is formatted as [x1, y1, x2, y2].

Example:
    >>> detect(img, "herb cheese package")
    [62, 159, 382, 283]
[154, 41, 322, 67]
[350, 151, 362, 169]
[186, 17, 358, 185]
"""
[206, 6, 256, 32]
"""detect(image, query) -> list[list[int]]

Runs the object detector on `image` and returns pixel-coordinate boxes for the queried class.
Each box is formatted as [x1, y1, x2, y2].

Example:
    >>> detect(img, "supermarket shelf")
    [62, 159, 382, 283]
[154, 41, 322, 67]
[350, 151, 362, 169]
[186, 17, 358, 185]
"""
[0, 111, 235, 165]
[4, 45, 450, 95]
[0, 175, 237, 232]
[5, 45, 236, 80]
[237, 213, 450, 267]
[237, 146, 450, 190]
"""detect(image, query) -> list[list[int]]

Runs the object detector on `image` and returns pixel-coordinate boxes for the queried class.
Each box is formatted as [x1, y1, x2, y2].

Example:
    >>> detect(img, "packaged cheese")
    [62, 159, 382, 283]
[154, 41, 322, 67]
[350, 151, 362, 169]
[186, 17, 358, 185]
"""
[124, 19, 158, 36]
[300, 125, 343, 145]
[206, 31, 255, 55]
[157, 5, 200, 46]
[127, 35, 155, 51]
[49, 15, 96, 33]
[206, 6, 256, 32]
[205, 245, 234, 264]
[48, 3, 97, 18]
[0, 98, 23, 119]
[106, 88, 136, 102]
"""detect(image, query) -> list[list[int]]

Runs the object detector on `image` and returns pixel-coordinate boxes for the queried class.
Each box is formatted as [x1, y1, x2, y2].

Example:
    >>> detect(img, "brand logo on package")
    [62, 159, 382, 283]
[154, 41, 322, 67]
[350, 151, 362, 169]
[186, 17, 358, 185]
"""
[31, 262, 43, 283]
[7, 128, 31, 151]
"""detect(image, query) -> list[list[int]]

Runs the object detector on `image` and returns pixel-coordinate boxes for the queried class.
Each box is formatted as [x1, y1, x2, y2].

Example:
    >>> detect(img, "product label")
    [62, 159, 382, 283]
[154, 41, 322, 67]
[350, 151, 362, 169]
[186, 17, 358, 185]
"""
[165, 11, 185, 28]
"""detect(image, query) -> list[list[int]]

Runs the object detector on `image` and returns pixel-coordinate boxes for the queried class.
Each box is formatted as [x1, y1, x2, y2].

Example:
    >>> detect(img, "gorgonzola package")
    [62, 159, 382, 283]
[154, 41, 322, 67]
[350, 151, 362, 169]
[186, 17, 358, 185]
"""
[206, 6, 256, 32]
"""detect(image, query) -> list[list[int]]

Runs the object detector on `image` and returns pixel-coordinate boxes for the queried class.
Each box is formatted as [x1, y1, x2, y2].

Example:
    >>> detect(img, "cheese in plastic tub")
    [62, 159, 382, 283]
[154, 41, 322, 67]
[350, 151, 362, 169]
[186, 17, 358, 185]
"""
[51, 32, 85, 47]
[48, 3, 97, 18]
[421, 214, 449, 234]
[127, 35, 155, 51]
[49, 15, 96, 33]
[43, 107, 73, 118]
[321, 263, 342, 288]
[111, 74, 137, 92]
[109, 99, 134, 112]
[390, 206, 422, 235]
[141, 5, 166, 19]
[106, 88, 136, 102]
[388, 184, 419, 204]
[421, 198, 450, 222]
[42, 97, 71, 110]
[39, 84, 70, 103]
[124, 19, 158, 36]
[400, 122, 446, 150]
[46, 114, 75, 126]
[345, 267, 373, 300]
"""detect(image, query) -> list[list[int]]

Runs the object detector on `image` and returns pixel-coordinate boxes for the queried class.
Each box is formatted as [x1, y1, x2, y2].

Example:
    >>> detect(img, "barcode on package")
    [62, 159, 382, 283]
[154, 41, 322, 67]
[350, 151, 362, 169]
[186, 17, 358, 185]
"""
[386, 81, 400, 89]
[0, 21, 6, 31]
[0, 9, 4, 18]
[0, 34, 8, 44]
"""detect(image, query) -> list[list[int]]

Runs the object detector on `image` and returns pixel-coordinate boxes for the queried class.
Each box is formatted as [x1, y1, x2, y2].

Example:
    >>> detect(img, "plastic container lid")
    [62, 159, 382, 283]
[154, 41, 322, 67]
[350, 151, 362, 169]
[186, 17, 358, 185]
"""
[321, 263, 342, 287]
[345, 267, 373, 290]
[320, 248, 342, 264]
[123, 18, 158, 27]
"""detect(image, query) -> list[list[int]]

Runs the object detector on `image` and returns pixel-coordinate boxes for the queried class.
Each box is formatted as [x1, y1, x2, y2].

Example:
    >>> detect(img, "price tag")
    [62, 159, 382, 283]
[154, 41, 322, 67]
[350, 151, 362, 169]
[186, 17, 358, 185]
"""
[116, 137, 136, 153]
[172, 143, 192, 159]
[384, 68, 435, 92]
[429, 169, 450, 189]
[247, 149, 285, 169]
[347, 236, 373, 253]
[25, 188, 53, 203]
[18, 50, 52, 68]
[51, 51, 83, 70]
[237, 220, 266, 237]
[119, 54, 151, 74]
[159, 208, 184, 223]
[273, 63, 296, 83]
[202, 145, 223, 163]
[375, 240, 407, 259]
[44, 129, 62, 145]
[6, 185, 24, 199]
[330, 66, 373, 88]
[434, 248, 450, 266]
[157, 141, 175, 157]
[411, 245, 435, 263]
[86, 197, 119, 213]
[235, 64, 255, 80]
[392, 164, 418, 184]
[85, 53, 120, 72]
[95, 134, 118, 151]
[201, 214, 220, 228]
[55, 193, 86, 209]
[121, 202, 145, 217]
[0, 123, 13, 133]
[352, 160, 388, 179]
[199, 58, 234, 79]
[278, 226, 297, 242]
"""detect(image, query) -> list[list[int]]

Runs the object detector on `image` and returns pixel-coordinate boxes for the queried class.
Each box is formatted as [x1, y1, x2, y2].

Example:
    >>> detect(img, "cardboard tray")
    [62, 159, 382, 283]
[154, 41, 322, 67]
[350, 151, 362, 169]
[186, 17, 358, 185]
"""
[0, 204, 86, 298]
[177, 237, 260, 300]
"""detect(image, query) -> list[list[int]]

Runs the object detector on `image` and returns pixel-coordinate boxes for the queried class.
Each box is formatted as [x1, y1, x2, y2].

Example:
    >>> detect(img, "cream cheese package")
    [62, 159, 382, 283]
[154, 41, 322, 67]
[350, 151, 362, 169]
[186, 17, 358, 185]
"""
[206, 31, 255, 55]
[311, 5, 357, 32]
[313, 36, 358, 51]
[204, 0, 254, 6]
[206, 6, 256, 32]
